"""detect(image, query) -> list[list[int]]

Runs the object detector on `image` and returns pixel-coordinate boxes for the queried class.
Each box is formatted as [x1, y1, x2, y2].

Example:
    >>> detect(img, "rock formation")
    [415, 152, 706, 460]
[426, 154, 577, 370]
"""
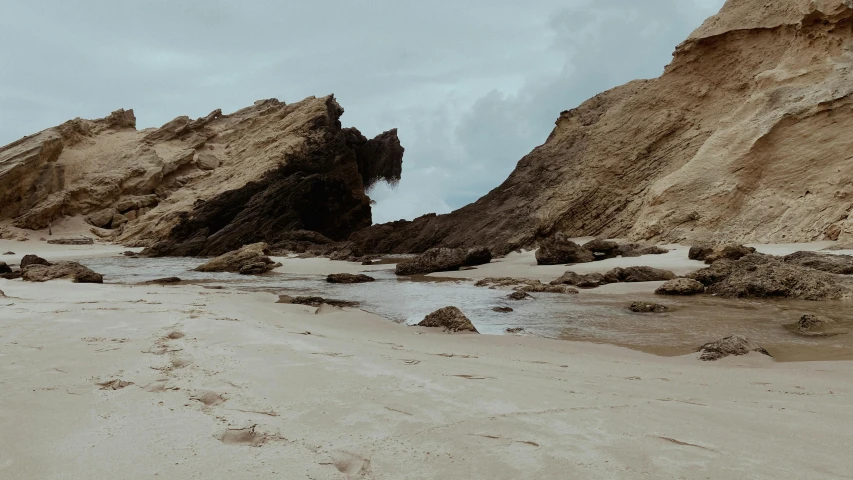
[326, 273, 375, 284]
[351, 0, 853, 255]
[417, 306, 478, 333]
[22, 261, 103, 283]
[194, 243, 280, 275]
[790, 314, 849, 337]
[0, 96, 402, 256]
[655, 278, 706, 296]
[697, 335, 772, 361]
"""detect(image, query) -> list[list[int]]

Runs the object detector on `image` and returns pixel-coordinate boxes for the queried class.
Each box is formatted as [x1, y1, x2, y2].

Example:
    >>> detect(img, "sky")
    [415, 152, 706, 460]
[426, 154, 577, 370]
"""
[0, 0, 726, 223]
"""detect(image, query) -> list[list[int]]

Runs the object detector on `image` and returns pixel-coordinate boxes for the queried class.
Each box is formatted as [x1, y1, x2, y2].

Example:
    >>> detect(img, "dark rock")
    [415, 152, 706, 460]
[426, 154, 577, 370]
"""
[783, 251, 853, 275]
[604, 266, 676, 283]
[0, 262, 10, 274]
[326, 273, 375, 284]
[276, 295, 358, 308]
[328, 242, 361, 262]
[655, 278, 705, 295]
[583, 238, 620, 260]
[706, 254, 850, 301]
[417, 306, 478, 333]
[517, 283, 578, 294]
[22, 261, 103, 283]
[493, 307, 514, 313]
[361, 259, 375, 265]
[122, 251, 139, 257]
[0, 289, 4, 297]
[704, 244, 756, 264]
[686, 259, 736, 286]
[20, 254, 50, 270]
[536, 233, 595, 265]
[697, 335, 771, 361]
[47, 237, 94, 245]
[463, 246, 492, 267]
[395, 248, 467, 276]
[142, 277, 182, 285]
[507, 291, 533, 301]
[790, 314, 849, 337]
[2, 251, 14, 255]
[0, 271, 21, 280]
[195, 243, 279, 275]
[629, 302, 669, 313]
[505, 327, 525, 333]
[550, 271, 607, 288]
[688, 243, 715, 261]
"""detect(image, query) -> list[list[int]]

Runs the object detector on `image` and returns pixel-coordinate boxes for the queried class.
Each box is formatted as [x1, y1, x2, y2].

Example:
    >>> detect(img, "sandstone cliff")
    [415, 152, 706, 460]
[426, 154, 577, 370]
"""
[353, 0, 853, 255]
[0, 96, 403, 255]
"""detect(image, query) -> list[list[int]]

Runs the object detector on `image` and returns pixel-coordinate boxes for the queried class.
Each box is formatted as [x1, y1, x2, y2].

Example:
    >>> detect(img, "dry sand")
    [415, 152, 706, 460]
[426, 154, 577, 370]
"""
[2, 242, 853, 479]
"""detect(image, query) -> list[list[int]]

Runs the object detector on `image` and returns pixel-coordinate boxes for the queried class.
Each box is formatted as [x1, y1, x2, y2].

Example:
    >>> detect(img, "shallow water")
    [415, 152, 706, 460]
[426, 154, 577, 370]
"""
[80, 256, 853, 362]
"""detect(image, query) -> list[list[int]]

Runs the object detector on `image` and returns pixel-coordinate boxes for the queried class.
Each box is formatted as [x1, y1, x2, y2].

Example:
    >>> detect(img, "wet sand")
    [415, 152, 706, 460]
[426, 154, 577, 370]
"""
[2, 240, 853, 478]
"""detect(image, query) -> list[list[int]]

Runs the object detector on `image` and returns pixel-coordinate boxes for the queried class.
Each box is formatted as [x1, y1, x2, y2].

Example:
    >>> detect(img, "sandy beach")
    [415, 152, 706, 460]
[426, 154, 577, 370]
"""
[2, 241, 853, 479]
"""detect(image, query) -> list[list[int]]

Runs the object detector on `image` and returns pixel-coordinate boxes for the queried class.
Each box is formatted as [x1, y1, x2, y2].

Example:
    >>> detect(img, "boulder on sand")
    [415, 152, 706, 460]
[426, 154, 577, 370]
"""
[326, 273, 375, 284]
[688, 243, 715, 261]
[20, 254, 50, 270]
[550, 271, 607, 288]
[706, 254, 850, 301]
[617, 243, 668, 257]
[535, 233, 595, 265]
[195, 243, 280, 275]
[604, 266, 676, 283]
[629, 302, 669, 313]
[22, 261, 103, 283]
[463, 246, 492, 267]
[417, 306, 478, 333]
[703, 244, 756, 264]
[655, 278, 705, 296]
[582, 238, 619, 260]
[686, 259, 736, 286]
[395, 247, 467, 276]
[697, 335, 772, 361]
[0, 262, 11, 274]
[783, 251, 853, 275]
[789, 314, 849, 337]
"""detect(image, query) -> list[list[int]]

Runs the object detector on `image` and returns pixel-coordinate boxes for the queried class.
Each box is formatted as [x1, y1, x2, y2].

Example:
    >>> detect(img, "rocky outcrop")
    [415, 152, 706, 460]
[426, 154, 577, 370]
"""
[697, 335, 772, 361]
[395, 248, 467, 276]
[783, 251, 853, 274]
[705, 254, 850, 300]
[604, 266, 676, 283]
[22, 261, 103, 283]
[351, 0, 853, 255]
[617, 243, 668, 257]
[655, 278, 706, 296]
[0, 96, 402, 256]
[551, 271, 607, 288]
[464, 247, 492, 267]
[194, 243, 280, 275]
[583, 239, 620, 260]
[629, 302, 669, 313]
[46, 237, 94, 245]
[417, 306, 478, 333]
[790, 314, 849, 337]
[20, 254, 50, 270]
[686, 259, 737, 286]
[326, 273, 375, 284]
[534, 234, 595, 265]
[703, 245, 756, 264]
[276, 295, 358, 308]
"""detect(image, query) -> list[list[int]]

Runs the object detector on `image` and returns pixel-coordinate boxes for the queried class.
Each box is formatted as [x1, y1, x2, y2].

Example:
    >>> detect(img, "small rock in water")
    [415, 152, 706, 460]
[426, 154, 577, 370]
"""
[417, 306, 478, 333]
[0, 289, 5, 297]
[0, 262, 11, 274]
[629, 302, 668, 313]
[505, 327, 525, 334]
[493, 307, 514, 313]
[655, 278, 705, 296]
[20, 254, 51, 270]
[790, 314, 850, 337]
[697, 335, 771, 361]
[143, 277, 182, 285]
[47, 237, 94, 245]
[276, 295, 358, 308]
[2, 251, 14, 255]
[122, 251, 139, 257]
[507, 291, 533, 301]
[326, 273, 375, 284]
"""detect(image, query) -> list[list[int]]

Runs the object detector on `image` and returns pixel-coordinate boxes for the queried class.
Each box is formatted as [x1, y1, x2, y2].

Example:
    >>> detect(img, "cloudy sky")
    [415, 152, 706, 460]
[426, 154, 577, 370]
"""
[0, 0, 725, 223]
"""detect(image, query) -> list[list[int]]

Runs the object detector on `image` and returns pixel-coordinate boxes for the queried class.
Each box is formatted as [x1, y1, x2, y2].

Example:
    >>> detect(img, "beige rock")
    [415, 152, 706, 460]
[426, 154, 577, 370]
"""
[195, 243, 278, 275]
[417, 306, 478, 333]
[195, 152, 220, 170]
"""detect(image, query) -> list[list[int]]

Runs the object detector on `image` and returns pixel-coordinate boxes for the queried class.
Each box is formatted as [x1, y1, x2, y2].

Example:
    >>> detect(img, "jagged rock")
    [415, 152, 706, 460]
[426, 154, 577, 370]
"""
[417, 306, 478, 333]
[142, 277, 182, 285]
[350, 2, 853, 254]
[516, 282, 578, 294]
[783, 251, 853, 275]
[195, 243, 279, 275]
[629, 302, 669, 313]
[705, 254, 850, 301]
[22, 261, 103, 283]
[551, 271, 607, 288]
[618, 243, 668, 257]
[326, 273, 375, 284]
[463, 247, 492, 267]
[686, 259, 736, 287]
[507, 291, 533, 301]
[790, 314, 849, 337]
[604, 266, 676, 283]
[0, 262, 10, 274]
[86, 208, 117, 228]
[20, 254, 50, 270]
[475, 277, 540, 288]
[583, 238, 620, 260]
[505, 327, 525, 333]
[493, 307, 514, 313]
[111, 213, 128, 229]
[704, 244, 756, 264]
[395, 248, 466, 276]
[195, 152, 220, 171]
[47, 237, 94, 245]
[688, 243, 715, 261]
[697, 335, 772, 361]
[535, 234, 595, 265]
[655, 278, 705, 296]
[276, 295, 358, 308]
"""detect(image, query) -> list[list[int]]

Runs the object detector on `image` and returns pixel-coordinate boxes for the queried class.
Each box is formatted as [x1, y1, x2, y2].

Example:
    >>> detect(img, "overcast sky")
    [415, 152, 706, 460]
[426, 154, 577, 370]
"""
[0, 0, 726, 223]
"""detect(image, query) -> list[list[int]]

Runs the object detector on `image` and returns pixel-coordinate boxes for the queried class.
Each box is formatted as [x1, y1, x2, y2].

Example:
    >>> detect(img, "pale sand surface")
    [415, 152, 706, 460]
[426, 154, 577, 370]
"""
[3, 242, 853, 478]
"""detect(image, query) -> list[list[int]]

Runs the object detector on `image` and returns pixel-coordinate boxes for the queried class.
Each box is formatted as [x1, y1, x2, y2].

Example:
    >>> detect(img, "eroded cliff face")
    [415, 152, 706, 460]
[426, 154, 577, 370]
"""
[0, 96, 403, 255]
[353, 0, 853, 254]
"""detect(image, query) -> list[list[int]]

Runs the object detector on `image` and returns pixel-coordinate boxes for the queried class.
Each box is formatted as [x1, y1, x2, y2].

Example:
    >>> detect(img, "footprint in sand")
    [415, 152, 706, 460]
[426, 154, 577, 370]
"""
[165, 331, 185, 340]
[97, 380, 134, 390]
[329, 451, 372, 476]
[217, 425, 286, 447]
[192, 391, 227, 406]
